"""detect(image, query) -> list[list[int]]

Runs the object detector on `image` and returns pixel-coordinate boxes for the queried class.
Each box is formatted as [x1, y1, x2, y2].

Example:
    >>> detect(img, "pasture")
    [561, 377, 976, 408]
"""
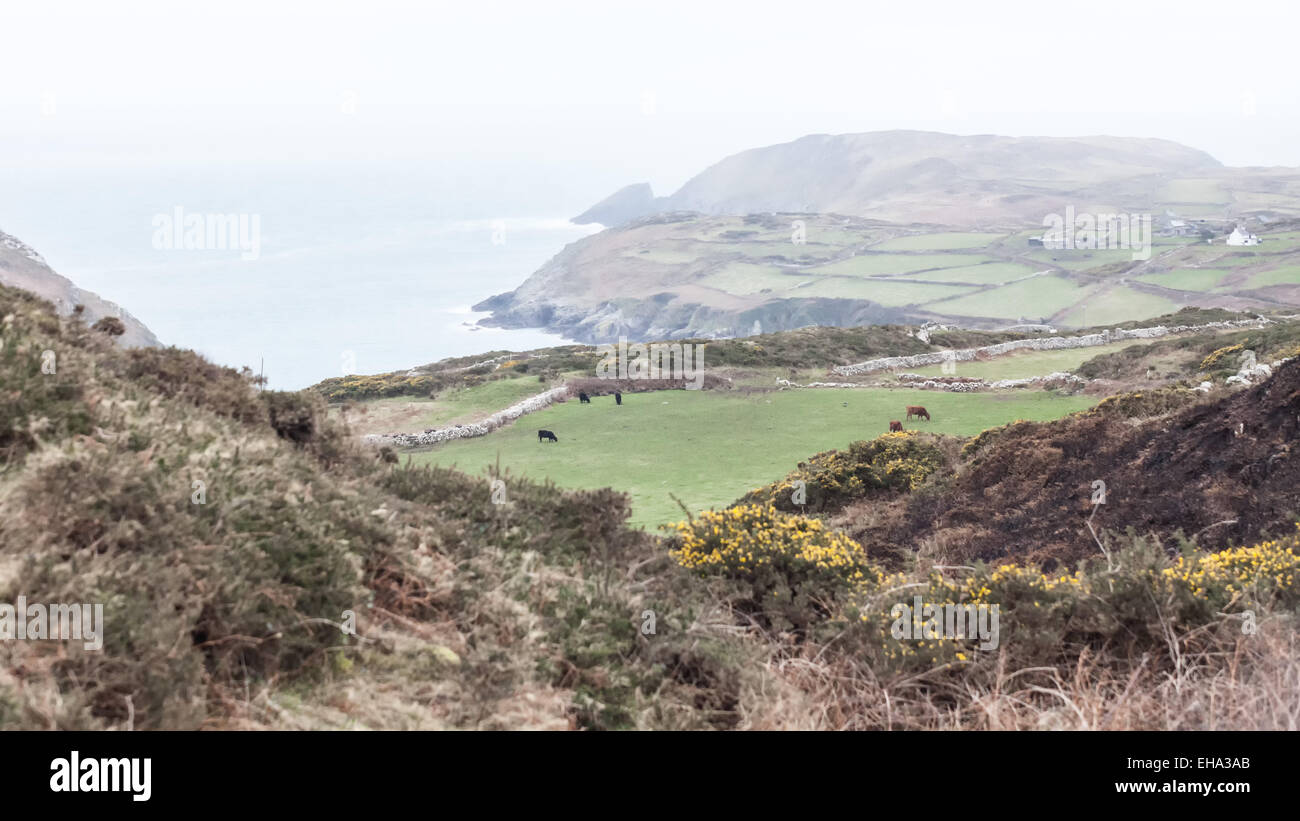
[798, 277, 974, 305]
[901, 262, 1038, 285]
[1245, 264, 1300, 289]
[926, 273, 1091, 320]
[903, 338, 1159, 381]
[334, 374, 550, 437]
[871, 232, 1005, 251]
[813, 252, 990, 277]
[1059, 286, 1181, 327]
[408, 387, 1096, 528]
[1135, 268, 1231, 292]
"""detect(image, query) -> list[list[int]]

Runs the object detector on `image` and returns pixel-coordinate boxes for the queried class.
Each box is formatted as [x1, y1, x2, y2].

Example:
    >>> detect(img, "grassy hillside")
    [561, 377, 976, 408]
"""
[411, 387, 1096, 527]
[5, 280, 1297, 730]
[488, 207, 1300, 350]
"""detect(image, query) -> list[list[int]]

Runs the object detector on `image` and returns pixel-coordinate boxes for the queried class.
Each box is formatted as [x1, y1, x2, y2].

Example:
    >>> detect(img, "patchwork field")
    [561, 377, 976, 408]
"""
[871, 232, 1005, 251]
[900, 262, 1038, 285]
[814, 253, 990, 277]
[1059, 286, 1182, 327]
[1136, 268, 1231, 292]
[926, 273, 1091, 320]
[903, 338, 1160, 381]
[1023, 248, 1139, 270]
[797, 277, 974, 304]
[408, 387, 1096, 528]
[1244, 264, 1300, 290]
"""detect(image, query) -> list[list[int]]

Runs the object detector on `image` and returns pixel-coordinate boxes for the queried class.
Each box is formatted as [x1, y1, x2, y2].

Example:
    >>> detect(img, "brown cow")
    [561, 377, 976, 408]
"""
[889, 420, 904, 432]
[906, 405, 931, 421]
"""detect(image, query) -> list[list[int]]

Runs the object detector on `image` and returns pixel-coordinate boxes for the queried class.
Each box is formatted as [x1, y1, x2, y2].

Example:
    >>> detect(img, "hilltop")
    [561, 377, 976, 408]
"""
[577, 131, 1244, 227]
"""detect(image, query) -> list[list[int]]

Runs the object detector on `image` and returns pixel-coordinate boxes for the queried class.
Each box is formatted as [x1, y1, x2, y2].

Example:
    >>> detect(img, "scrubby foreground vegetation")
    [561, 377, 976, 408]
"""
[1, 283, 1297, 729]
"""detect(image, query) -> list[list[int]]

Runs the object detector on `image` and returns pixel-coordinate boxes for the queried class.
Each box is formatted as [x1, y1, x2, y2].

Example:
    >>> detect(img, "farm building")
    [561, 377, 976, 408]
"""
[1226, 225, 1260, 246]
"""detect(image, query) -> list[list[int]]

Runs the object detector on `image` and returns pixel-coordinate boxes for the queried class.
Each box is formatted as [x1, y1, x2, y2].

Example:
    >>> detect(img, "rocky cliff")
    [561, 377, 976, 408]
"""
[0, 231, 160, 348]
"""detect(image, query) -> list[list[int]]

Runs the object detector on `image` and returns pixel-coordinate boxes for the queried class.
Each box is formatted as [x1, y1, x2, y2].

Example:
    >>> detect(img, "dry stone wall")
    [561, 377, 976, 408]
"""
[830, 319, 1270, 378]
[363, 386, 570, 448]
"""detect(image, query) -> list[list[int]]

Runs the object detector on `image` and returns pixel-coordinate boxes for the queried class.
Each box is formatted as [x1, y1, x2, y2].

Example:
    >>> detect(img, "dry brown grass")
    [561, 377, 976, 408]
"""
[730, 616, 1299, 731]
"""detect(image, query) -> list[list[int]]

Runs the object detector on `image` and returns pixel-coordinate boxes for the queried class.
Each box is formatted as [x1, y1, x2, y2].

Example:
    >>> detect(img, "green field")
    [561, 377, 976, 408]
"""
[1060, 286, 1182, 327]
[900, 262, 1039, 285]
[815, 253, 989, 277]
[1136, 268, 1231, 292]
[335, 375, 550, 435]
[698, 263, 793, 294]
[1183, 250, 1271, 267]
[1246, 265, 1300, 289]
[903, 338, 1158, 381]
[799, 276, 974, 305]
[927, 274, 1091, 320]
[409, 387, 1096, 528]
[872, 232, 1005, 251]
[1024, 248, 1140, 271]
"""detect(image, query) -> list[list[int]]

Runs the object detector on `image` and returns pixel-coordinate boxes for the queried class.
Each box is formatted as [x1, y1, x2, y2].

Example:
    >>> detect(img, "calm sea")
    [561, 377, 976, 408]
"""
[0, 166, 602, 389]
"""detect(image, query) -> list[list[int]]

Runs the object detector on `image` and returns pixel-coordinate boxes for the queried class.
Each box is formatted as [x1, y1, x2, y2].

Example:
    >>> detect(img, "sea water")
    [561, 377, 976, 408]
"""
[0, 165, 601, 389]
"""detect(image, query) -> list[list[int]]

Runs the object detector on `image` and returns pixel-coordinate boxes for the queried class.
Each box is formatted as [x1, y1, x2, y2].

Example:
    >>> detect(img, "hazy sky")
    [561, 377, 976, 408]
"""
[3, 0, 1299, 206]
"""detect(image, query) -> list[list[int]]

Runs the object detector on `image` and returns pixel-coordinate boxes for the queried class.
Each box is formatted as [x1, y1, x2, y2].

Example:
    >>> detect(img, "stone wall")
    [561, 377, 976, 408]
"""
[362, 386, 571, 448]
[830, 318, 1270, 378]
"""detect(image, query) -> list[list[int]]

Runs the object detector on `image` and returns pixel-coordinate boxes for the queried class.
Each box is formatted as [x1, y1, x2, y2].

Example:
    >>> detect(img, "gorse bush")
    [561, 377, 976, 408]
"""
[843, 531, 1299, 677]
[1199, 342, 1246, 372]
[738, 431, 946, 513]
[1158, 531, 1300, 618]
[666, 504, 881, 632]
[668, 504, 875, 583]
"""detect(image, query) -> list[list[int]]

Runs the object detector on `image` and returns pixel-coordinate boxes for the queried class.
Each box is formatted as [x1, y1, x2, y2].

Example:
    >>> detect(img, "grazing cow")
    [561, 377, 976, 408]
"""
[538, 429, 558, 443]
[889, 420, 904, 432]
[906, 405, 931, 421]
[578, 391, 591, 404]
[614, 391, 622, 406]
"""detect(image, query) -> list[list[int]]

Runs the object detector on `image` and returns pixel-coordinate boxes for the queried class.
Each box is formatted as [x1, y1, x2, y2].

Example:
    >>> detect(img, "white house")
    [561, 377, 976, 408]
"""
[1226, 225, 1260, 246]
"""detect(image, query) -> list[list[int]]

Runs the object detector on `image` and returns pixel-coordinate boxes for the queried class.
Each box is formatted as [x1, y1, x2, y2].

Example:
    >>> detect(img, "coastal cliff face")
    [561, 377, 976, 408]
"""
[474, 212, 920, 343]
[0, 231, 160, 348]
[475, 130, 1300, 343]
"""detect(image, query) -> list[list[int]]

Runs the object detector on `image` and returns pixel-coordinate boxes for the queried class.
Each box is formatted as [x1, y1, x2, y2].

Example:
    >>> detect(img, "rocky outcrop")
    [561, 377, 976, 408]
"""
[571, 183, 661, 227]
[1225, 351, 1296, 386]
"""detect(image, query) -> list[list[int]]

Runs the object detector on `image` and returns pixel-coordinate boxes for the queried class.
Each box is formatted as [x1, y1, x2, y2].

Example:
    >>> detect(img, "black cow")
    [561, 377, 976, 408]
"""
[538, 429, 558, 443]
[578, 392, 591, 404]
[614, 391, 622, 405]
